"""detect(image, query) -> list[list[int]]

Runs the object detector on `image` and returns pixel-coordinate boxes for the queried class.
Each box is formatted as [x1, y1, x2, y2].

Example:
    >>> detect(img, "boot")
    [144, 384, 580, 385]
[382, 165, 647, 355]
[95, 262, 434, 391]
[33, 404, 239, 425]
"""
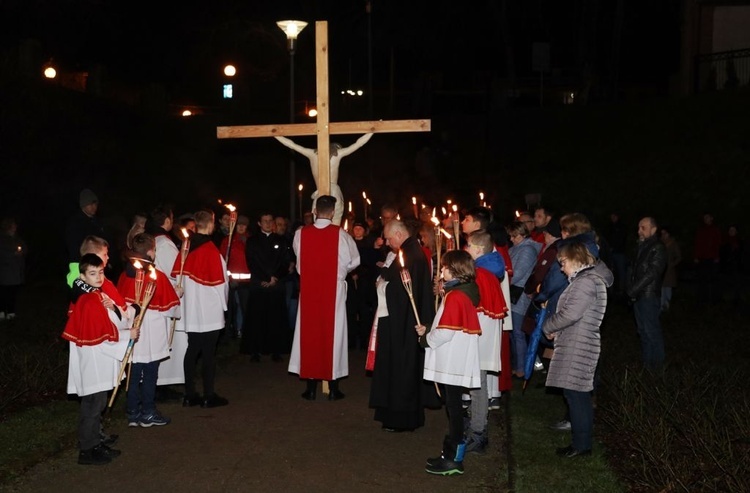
[425, 437, 465, 476]
[301, 379, 317, 400]
[328, 379, 345, 401]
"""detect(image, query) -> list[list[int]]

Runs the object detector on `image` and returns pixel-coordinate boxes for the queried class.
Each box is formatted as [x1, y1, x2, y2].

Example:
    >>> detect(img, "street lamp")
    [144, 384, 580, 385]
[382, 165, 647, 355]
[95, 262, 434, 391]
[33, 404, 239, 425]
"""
[277, 20, 307, 222]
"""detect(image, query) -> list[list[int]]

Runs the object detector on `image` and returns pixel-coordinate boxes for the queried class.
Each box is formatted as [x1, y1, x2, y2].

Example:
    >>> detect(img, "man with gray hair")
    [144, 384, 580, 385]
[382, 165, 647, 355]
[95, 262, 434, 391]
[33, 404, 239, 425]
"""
[369, 220, 436, 432]
[627, 216, 667, 368]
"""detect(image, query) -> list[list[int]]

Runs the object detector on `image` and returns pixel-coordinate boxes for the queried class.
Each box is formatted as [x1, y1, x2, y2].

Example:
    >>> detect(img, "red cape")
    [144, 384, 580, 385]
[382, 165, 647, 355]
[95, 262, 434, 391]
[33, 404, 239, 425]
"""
[62, 291, 119, 346]
[171, 240, 225, 286]
[117, 269, 180, 312]
[475, 267, 509, 320]
[298, 224, 339, 380]
[438, 290, 482, 334]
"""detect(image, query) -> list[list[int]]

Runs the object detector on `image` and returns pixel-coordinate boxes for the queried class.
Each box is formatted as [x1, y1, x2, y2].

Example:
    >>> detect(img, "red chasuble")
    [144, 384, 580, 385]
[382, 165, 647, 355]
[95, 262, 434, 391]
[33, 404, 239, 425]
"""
[437, 290, 482, 334]
[298, 224, 339, 379]
[475, 267, 509, 320]
[62, 291, 119, 346]
[171, 241, 225, 286]
[117, 270, 180, 312]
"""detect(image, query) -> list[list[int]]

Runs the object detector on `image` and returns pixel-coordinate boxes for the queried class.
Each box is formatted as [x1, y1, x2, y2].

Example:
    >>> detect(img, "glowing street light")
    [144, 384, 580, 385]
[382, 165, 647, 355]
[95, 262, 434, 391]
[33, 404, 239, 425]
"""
[278, 19, 308, 222]
[43, 66, 57, 79]
[223, 65, 236, 77]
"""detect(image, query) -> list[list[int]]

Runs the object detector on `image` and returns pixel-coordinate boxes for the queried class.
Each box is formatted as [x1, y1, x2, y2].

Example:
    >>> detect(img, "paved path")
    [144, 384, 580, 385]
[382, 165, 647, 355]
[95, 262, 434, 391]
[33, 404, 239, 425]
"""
[4, 348, 506, 493]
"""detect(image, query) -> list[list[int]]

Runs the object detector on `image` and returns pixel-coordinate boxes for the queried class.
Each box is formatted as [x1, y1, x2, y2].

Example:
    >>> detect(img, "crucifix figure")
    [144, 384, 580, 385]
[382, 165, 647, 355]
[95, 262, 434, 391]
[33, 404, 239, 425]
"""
[275, 133, 373, 224]
[217, 21, 430, 225]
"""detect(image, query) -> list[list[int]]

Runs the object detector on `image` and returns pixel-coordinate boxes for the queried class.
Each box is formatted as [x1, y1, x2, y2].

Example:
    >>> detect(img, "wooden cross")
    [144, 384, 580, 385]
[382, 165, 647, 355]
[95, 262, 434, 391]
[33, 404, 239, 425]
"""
[216, 20, 430, 196]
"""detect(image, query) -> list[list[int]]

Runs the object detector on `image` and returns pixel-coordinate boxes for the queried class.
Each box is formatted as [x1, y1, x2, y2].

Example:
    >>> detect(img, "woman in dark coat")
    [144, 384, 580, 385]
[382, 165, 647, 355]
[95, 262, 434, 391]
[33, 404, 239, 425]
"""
[543, 241, 613, 458]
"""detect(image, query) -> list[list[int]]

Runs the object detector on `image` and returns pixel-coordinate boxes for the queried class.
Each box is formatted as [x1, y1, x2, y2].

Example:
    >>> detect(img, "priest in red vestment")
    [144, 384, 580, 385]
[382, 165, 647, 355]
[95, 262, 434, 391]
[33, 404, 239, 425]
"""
[288, 195, 360, 400]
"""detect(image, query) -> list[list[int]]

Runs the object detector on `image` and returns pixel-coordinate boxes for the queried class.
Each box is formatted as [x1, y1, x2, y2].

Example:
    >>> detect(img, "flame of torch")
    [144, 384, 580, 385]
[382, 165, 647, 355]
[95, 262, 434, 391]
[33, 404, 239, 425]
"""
[225, 204, 238, 259]
[133, 260, 145, 303]
[177, 228, 190, 289]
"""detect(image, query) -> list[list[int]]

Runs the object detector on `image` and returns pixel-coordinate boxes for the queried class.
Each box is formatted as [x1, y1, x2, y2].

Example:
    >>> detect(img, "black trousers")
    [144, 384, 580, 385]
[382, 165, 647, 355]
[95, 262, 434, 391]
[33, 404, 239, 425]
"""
[184, 330, 221, 397]
[242, 284, 287, 355]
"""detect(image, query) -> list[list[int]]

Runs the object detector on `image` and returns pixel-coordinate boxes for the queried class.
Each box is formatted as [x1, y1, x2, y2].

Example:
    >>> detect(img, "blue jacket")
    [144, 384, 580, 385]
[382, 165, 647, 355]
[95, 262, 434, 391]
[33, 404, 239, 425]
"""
[537, 232, 599, 313]
[475, 250, 505, 281]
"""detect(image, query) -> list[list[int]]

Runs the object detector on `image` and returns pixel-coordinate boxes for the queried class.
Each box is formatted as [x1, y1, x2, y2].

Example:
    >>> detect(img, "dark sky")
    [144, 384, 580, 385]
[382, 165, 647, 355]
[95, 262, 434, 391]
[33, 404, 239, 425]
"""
[2, 0, 682, 105]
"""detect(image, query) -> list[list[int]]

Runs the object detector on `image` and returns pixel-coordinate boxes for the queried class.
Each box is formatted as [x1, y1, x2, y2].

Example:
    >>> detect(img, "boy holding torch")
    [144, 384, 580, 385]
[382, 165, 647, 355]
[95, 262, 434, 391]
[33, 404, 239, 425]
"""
[62, 254, 140, 465]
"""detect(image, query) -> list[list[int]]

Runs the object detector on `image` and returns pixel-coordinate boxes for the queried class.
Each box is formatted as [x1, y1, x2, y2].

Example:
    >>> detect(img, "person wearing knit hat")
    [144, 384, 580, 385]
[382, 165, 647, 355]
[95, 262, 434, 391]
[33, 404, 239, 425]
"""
[65, 189, 108, 268]
[79, 189, 99, 210]
[542, 219, 562, 239]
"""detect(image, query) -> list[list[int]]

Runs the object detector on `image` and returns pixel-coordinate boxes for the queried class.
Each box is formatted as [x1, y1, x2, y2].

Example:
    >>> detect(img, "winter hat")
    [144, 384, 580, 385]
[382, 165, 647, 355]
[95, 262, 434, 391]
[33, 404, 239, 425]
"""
[79, 189, 98, 208]
[542, 219, 562, 238]
[237, 215, 250, 226]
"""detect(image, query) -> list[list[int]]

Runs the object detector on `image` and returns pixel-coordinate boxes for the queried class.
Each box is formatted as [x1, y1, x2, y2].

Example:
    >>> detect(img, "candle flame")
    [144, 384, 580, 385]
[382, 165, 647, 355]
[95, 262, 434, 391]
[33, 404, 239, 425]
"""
[298, 184, 303, 191]
[452, 204, 458, 212]
[148, 265, 157, 280]
[479, 192, 484, 200]
[441, 207, 447, 215]
[430, 217, 440, 226]
[515, 210, 520, 218]
[447, 199, 452, 205]
[399, 250, 404, 267]
[411, 196, 416, 205]
[441, 229, 452, 239]
[432, 207, 436, 217]
[348, 201, 352, 212]
[366, 198, 371, 205]
[226, 203, 236, 212]
[362, 191, 367, 199]
[133, 260, 143, 269]
[181, 228, 189, 238]
[396, 213, 401, 220]
[343, 219, 348, 231]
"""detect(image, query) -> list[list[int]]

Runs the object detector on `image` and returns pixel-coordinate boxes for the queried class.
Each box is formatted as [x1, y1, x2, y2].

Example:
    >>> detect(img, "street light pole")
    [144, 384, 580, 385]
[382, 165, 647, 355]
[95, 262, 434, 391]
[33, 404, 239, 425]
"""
[277, 20, 308, 223]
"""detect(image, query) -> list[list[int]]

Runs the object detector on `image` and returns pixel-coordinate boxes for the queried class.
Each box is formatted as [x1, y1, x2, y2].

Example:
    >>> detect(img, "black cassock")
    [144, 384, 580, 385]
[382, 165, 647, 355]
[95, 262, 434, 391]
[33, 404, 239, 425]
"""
[242, 232, 291, 355]
[369, 236, 438, 430]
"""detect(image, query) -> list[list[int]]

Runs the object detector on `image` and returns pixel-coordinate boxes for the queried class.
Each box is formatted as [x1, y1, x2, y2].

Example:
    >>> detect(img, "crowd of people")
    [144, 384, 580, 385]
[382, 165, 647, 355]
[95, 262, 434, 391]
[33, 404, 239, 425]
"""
[1, 186, 740, 473]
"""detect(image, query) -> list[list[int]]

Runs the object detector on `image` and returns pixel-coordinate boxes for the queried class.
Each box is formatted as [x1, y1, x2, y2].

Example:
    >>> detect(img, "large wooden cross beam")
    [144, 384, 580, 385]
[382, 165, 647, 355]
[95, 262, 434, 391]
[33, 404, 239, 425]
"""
[216, 21, 430, 197]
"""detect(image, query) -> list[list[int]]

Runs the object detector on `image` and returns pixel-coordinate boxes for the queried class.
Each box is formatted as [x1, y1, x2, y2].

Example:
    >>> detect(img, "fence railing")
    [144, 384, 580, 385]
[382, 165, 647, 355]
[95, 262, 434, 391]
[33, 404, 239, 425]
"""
[695, 48, 750, 92]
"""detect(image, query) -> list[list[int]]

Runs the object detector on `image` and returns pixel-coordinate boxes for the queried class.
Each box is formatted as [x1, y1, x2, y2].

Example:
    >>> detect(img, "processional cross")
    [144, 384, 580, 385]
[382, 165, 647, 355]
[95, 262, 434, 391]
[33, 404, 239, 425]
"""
[216, 21, 430, 221]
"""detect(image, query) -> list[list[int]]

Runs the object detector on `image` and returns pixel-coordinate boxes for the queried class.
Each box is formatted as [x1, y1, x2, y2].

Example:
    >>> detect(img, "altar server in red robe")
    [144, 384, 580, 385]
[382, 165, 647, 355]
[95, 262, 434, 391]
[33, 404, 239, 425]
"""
[63, 254, 139, 465]
[171, 210, 229, 408]
[289, 195, 360, 400]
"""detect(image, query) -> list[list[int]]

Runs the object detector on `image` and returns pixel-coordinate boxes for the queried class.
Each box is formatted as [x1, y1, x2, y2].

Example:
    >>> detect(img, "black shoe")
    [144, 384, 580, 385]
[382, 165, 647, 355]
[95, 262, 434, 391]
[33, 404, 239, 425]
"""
[97, 444, 122, 459]
[301, 389, 316, 400]
[201, 393, 229, 408]
[328, 389, 345, 401]
[555, 445, 592, 458]
[78, 445, 112, 465]
[425, 457, 464, 476]
[100, 433, 118, 447]
[182, 394, 202, 407]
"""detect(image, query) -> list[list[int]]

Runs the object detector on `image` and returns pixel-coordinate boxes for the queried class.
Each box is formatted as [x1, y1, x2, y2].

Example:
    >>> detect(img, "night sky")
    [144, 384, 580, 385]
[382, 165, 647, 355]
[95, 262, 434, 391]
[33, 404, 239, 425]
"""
[2, 0, 682, 106]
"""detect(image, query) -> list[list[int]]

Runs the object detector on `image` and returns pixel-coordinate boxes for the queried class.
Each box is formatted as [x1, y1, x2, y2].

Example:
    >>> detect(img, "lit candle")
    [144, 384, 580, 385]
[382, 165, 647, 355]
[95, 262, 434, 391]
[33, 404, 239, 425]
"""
[298, 184, 304, 218]
[412, 196, 418, 219]
[452, 204, 460, 250]
[479, 191, 484, 206]
[362, 191, 368, 219]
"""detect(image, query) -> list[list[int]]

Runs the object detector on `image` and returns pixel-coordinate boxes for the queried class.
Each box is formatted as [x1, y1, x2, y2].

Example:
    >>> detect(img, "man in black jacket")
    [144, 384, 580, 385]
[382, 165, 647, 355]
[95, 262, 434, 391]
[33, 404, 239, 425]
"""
[627, 217, 667, 368]
[242, 213, 291, 361]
